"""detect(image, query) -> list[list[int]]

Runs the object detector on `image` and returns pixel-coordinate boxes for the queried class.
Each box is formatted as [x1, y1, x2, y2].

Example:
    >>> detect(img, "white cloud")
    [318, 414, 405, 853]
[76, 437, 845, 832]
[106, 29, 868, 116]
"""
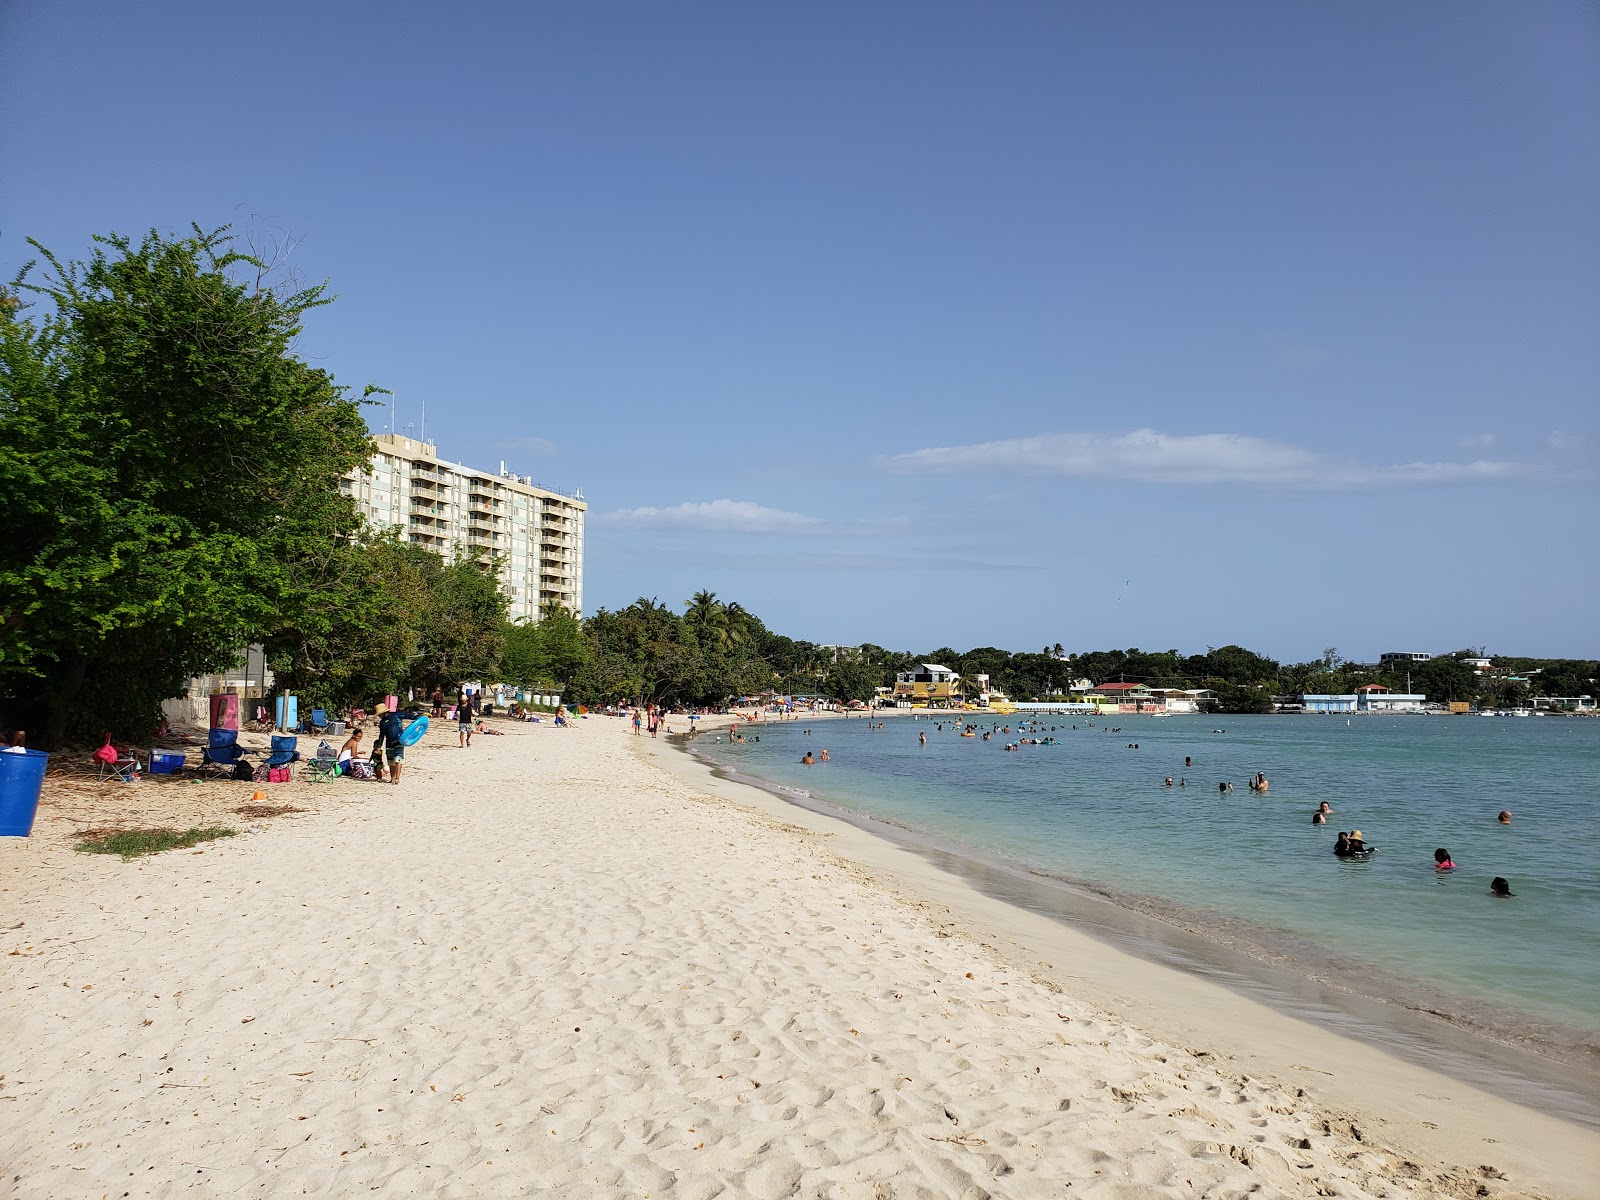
[1547, 430, 1593, 452]
[597, 499, 823, 533]
[882, 429, 1534, 490]
[1457, 433, 1496, 450]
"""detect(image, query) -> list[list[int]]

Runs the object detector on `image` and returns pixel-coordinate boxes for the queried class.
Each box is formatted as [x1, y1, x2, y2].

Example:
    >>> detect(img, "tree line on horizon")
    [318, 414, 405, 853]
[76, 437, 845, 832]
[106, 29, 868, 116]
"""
[3, 227, 1592, 746]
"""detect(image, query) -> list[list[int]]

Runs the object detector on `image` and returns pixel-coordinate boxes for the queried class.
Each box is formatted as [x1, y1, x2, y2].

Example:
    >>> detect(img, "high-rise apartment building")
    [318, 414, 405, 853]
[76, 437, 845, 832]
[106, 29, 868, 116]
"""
[340, 433, 585, 623]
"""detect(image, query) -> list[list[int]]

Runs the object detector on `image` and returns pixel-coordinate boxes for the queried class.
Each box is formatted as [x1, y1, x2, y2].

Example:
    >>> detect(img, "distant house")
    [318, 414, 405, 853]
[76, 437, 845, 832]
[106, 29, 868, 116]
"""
[1460, 657, 1492, 673]
[892, 663, 962, 708]
[1356, 684, 1426, 712]
[1301, 694, 1359, 713]
[1088, 682, 1156, 713]
[1379, 651, 1433, 668]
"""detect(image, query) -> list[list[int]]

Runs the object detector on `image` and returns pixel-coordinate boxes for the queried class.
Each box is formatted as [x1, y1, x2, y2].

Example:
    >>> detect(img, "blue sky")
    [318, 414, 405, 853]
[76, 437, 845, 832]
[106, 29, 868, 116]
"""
[5, 2, 1596, 661]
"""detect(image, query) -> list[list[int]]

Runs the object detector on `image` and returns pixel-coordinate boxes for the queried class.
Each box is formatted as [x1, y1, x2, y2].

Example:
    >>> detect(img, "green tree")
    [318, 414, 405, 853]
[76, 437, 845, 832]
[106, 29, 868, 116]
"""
[826, 658, 881, 704]
[264, 534, 431, 712]
[406, 554, 509, 691]
[501, 601, 590, 693]
[0, 226, 375, 744]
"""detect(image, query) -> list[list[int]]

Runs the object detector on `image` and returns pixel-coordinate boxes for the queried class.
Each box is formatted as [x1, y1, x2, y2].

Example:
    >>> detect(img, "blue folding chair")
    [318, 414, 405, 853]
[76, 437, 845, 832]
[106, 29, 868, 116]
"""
[306, 708, 330, 735]
[265, 734, 301, 768]
[200, 729, 250, 780]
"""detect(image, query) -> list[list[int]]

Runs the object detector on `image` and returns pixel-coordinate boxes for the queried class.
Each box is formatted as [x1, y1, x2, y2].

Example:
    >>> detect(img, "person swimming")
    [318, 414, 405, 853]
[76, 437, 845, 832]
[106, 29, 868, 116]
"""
[1312, 810, 1327, 825]
[1164, 776, 1174, 787]
[1334, 831, 1376, 857]
[800, 751, 815, 765]
[1318, 801, 1334, 815]
[1249, 772, 1268, 793]
[1490, 877, 1514, 897]
[1434, 847, 1456, 870]
[819, 749, 829, 761]
[1498, 810, 1512, 824]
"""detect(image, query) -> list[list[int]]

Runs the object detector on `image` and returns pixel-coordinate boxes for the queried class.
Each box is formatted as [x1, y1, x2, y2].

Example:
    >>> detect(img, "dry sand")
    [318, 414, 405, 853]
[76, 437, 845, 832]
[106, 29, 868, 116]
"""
[1, 715, 1595, 1198]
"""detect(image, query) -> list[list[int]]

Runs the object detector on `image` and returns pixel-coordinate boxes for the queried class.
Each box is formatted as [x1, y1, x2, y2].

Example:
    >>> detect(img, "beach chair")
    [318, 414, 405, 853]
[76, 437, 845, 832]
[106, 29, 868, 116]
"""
[199, 728, 250, 780]
[263, 734, 301, 773]
[93, 737, 141, 783]
[306, 708, 330, 735]
[305, 740, 340, 783]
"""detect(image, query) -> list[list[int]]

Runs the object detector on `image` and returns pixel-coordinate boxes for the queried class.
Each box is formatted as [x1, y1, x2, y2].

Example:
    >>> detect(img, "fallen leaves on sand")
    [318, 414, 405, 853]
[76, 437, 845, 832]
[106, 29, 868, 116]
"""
[233, 804, 306, 819]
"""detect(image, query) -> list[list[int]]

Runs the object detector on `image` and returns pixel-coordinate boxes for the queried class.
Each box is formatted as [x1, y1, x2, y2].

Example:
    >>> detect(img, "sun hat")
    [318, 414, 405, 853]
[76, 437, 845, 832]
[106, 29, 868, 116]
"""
[1350, 829, 1363, 840]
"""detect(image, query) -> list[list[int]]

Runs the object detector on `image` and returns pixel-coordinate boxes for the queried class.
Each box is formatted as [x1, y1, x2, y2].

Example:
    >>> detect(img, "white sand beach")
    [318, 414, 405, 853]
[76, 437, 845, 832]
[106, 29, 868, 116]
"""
[2, 715, 1595, 1198]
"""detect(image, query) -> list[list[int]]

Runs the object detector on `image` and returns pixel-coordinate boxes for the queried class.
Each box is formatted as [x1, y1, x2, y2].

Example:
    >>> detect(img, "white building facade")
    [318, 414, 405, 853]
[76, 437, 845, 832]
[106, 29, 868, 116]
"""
[340, 434, 586, 623]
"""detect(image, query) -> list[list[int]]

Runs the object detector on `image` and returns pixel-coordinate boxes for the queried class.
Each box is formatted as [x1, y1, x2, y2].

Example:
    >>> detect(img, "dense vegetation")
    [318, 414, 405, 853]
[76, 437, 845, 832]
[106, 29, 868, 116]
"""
[3, 228, 1592, 745]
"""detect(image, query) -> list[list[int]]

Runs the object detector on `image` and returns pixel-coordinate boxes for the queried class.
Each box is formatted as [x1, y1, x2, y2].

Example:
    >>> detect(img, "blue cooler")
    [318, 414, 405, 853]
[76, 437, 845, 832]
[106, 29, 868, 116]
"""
[150, 750, 186, 775]
[0, 749, 49, 837]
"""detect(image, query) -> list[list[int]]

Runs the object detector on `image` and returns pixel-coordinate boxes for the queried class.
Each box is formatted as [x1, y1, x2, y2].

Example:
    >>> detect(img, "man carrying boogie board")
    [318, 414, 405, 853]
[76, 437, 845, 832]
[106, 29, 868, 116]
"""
[371, 702, 430, 785]
[371, 702, 406, 785]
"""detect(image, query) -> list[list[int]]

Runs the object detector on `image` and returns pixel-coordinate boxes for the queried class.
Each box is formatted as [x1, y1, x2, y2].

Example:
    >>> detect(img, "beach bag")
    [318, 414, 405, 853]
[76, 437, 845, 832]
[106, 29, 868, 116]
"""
[253, 763, 271, 783]
[232, 760, 254, 782]
[269, 765, 291, 784]
[93, 739, 119, 764]
[347, 760, 376, 780]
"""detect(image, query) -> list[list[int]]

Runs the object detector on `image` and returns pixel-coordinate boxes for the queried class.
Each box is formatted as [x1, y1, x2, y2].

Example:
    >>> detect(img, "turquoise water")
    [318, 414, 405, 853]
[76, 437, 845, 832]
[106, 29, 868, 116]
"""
[694, 714, 1600, 1060]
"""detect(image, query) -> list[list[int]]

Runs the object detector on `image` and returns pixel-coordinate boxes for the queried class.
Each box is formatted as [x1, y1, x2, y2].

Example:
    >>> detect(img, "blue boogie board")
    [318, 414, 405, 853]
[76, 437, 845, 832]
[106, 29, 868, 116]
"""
[398, 714, 430, 746]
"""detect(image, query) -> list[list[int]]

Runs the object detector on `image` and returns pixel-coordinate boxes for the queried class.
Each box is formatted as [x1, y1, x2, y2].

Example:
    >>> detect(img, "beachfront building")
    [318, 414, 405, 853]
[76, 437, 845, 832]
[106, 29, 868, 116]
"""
[892, 664, 962, 708]
[1150, 688, 1210, 714]
[1301, 694, 1359, 713]
[341, 433, 586, 622]
[1528, 695, 1596, 712]
[1298, 688, 1427, 713]
[1356, 684, 1426, 712]
[1086, 682, 1164, 713]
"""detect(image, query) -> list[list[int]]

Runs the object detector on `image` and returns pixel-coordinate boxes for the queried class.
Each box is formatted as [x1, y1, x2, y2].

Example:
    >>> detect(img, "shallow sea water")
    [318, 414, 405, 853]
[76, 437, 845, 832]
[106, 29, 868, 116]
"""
[694, 713, 1600, 1095]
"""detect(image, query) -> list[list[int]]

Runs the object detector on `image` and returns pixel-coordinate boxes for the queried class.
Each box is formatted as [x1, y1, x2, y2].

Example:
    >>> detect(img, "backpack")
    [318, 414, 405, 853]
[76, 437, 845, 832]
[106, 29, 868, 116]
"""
[233, 760, 254, 782]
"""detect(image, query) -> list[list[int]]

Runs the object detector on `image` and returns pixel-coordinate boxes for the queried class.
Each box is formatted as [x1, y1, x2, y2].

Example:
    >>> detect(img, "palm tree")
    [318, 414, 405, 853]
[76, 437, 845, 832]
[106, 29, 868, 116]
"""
[722, 601, 752, 650]
[685, 590, 729, 648]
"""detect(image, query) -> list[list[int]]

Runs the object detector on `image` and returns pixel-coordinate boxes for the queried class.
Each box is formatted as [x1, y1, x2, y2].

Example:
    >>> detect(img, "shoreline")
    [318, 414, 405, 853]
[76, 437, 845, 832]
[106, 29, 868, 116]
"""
[641, 717, 1600, 1193]
[4, 714, 1597, 1197]
[672, 727, 1600, 1127]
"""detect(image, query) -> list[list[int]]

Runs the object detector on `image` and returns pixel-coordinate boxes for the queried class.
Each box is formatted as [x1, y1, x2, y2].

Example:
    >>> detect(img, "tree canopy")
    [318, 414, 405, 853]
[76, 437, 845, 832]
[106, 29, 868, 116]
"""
[1, 226, 376, 742]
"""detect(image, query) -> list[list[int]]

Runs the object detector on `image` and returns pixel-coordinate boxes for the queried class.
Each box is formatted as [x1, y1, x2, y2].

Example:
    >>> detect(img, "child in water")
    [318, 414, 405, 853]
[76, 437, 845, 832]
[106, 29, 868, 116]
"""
[1433, 848, 1456, 870]
[1490, 877, 1514, 897]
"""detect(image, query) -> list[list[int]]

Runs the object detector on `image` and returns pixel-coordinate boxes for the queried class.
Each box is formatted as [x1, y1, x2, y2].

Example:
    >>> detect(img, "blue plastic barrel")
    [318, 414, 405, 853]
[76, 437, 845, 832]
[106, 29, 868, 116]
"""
[0, 749, 49, 837]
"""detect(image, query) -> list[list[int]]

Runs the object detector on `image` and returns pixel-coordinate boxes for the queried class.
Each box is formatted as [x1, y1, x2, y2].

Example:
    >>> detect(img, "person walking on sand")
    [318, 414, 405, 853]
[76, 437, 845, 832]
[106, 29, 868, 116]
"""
[430, 686, 445, 718]
[372, 701, 407, 785]
[457, 690, 476, 747]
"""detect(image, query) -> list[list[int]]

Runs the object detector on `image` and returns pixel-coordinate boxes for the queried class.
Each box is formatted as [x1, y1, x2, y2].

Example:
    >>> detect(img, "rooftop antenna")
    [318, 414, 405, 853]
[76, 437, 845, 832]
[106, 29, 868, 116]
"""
[421, 397, 427, 445]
